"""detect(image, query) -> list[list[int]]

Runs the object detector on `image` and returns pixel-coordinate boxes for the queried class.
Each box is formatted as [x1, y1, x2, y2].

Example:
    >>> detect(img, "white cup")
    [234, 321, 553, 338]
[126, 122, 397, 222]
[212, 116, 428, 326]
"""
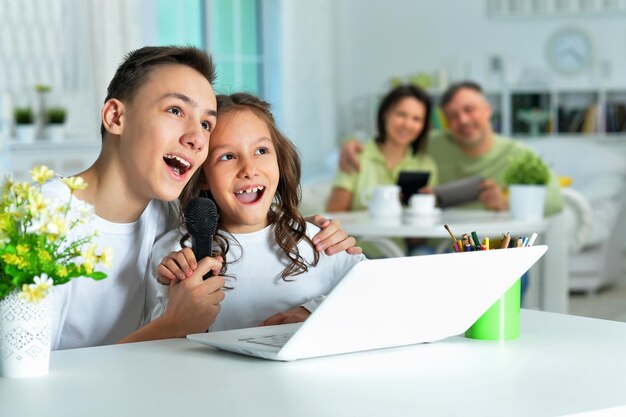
[408, 193, 436, 214]
[360, 185, 402, 217]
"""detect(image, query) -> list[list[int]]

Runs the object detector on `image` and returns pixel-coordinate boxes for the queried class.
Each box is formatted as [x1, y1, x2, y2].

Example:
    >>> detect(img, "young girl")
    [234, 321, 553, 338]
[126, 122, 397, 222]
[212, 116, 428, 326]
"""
[151, 93, 365, 331]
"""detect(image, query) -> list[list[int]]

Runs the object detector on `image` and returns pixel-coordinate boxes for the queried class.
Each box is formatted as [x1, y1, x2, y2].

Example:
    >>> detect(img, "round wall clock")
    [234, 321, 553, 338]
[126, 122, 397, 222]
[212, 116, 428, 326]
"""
[546, 27, 593, 76]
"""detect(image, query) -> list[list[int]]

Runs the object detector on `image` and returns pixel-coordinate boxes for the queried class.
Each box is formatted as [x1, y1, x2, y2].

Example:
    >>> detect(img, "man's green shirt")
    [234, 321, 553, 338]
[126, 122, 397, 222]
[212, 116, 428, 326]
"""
[427, 131, 563, 215]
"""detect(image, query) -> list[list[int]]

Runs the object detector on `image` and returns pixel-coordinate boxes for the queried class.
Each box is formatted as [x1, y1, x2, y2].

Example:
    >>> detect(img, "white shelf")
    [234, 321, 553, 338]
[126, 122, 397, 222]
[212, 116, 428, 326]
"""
[1, 139, 100, 181]
[434, 87, 626, 139]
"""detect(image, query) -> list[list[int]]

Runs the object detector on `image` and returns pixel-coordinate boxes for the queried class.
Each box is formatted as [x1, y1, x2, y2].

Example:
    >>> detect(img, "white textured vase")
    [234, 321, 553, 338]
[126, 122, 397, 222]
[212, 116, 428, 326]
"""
[0, 289, 53, 378]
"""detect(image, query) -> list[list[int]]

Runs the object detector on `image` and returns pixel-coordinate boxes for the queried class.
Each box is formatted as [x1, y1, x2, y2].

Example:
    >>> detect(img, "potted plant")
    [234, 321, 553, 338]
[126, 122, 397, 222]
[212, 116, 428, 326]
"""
[0, 166, 111, 377]
[46, 107, 67, 142]
[14, 107, 35, 143]
[503, 149, 551, 221]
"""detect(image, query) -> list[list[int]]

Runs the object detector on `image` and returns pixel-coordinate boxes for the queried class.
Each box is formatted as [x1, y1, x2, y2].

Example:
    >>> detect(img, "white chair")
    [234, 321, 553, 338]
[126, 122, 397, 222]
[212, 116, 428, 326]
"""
[526, 138, 626, 294]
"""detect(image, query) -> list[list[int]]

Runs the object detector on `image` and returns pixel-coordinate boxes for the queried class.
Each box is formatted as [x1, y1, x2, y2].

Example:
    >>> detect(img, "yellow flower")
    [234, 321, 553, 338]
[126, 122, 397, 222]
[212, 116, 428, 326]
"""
[27, 191, 49, 217]
[19, 284, 41, 303]
[18, 274, 53, 304]
[2, 253, 27, 269]
[37, 248, 52, 262]
[1, 175, 14, 194]
[0, 213, 11, 233]
[82, 243, 98, 274]
[61, 176, 88, 193]
[13, 182, 31, 199]
[50, 215, 69, 236]
[16, 244, 30, 256]
[56, 265, 69, 277]
[99, 247, 114, 269]
[30, 165, 55, 185]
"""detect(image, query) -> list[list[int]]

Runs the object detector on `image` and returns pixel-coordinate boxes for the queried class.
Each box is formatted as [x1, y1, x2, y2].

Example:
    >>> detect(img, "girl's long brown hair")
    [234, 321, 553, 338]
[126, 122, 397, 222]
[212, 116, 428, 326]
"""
[179, 93, 319, 279]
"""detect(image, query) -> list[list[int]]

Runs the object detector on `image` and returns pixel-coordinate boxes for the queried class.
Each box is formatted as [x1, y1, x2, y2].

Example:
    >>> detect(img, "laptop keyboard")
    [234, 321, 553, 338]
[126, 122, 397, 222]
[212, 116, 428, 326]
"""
[238, 333, 292, 348]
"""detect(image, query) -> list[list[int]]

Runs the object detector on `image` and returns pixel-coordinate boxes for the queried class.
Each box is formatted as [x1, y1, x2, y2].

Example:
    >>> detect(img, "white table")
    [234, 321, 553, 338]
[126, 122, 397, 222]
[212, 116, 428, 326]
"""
[1, 311, 625, 417]
[327, 209, 569, 313]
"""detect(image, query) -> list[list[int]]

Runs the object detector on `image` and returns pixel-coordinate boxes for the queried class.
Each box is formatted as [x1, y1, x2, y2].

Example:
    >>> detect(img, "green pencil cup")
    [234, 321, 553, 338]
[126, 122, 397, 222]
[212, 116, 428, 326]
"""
[465, 279, 521, 340]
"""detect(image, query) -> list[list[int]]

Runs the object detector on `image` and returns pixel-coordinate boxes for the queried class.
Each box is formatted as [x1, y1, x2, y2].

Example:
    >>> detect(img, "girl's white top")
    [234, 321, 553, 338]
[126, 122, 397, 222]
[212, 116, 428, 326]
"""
[150, 222, 365, 331]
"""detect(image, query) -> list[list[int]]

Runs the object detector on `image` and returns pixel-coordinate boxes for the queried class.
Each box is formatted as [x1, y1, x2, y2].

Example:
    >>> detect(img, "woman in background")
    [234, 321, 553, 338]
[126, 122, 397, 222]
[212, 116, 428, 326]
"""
[326, 84, 438, 212]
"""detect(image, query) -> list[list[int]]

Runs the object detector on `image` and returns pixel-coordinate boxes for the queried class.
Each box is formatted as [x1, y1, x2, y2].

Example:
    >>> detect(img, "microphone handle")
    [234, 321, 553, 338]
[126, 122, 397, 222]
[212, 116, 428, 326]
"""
[191, 235, 213, 280]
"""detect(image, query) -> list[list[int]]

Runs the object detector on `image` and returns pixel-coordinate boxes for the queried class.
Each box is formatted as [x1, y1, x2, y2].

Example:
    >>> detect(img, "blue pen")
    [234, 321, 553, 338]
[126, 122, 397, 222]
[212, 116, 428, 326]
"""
[522, 236, 529, 247]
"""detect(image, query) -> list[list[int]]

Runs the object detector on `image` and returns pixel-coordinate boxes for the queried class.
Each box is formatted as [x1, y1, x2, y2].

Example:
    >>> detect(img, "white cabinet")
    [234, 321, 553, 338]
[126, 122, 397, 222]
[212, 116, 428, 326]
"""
[1, 139, 100, 181]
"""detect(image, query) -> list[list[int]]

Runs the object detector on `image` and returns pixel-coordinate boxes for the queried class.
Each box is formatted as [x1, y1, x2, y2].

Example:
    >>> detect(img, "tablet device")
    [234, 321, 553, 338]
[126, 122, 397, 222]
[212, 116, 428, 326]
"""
[396, 171, 430, 205]
[434, 175, 484, 208]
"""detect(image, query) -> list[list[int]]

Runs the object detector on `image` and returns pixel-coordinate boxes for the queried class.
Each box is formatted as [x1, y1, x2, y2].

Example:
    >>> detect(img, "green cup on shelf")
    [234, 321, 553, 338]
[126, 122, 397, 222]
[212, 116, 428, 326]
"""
[465, 279, 521, 340]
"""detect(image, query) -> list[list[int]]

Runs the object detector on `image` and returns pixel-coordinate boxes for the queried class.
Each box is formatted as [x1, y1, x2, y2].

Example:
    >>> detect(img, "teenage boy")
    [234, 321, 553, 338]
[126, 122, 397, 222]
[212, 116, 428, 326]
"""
[47, 46, 358, 350]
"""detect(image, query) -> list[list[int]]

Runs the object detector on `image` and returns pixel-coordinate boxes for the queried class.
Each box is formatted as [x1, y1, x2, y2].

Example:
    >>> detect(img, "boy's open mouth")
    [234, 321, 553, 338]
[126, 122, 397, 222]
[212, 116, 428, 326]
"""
[234, 186, 265, 204]
[164, 154, 191, 176]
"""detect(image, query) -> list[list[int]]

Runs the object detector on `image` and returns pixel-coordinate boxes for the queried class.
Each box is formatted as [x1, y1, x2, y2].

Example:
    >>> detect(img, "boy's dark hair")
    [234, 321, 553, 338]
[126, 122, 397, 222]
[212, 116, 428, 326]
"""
[179, 93, 319, 280]
[375, 84, 432, 154]
[100, 45, 216, 138]
[440, 81, 484, 108]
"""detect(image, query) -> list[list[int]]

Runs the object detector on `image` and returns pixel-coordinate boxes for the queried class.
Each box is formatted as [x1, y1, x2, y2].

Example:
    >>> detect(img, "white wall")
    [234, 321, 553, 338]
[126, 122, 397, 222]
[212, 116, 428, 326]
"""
[333, 0, 626, 138]
[273, 0, 339, 181]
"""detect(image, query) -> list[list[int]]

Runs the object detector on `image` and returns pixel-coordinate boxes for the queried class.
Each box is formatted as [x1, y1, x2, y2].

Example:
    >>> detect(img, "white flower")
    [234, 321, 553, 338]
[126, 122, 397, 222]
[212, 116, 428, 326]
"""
[18, 273, 53, 304]
[71, 199, 95, 224]
[33, 274, 53, 290]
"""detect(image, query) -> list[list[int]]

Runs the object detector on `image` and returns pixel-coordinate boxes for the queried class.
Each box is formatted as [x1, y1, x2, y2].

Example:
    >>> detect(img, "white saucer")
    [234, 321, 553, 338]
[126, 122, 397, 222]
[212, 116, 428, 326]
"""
[403, 207, 442, 217]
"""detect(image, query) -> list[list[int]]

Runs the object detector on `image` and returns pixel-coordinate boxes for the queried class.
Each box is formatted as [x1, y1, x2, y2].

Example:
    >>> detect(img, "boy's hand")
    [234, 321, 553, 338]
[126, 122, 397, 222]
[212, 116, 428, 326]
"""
[162, 257, 225, 337]
[261, 306, 311, 326]
[307, 215, 362, 255]
[339, 139, 364, 173]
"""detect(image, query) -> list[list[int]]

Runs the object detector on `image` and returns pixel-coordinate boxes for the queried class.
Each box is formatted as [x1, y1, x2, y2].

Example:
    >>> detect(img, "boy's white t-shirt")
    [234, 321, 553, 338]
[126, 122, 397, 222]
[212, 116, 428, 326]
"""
[150, 223, 365, 332]
[42, 179, 179, 350]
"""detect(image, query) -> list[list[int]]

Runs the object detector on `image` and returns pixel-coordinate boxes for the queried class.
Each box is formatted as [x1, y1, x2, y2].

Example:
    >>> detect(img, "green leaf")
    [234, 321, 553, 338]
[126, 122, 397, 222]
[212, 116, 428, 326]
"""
[86, 271, 108, 281]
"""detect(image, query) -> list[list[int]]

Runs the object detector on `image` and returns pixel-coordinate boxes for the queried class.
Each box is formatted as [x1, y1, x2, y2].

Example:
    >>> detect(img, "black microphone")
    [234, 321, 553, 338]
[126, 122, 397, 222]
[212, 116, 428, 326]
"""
[184, 197, 219, 280]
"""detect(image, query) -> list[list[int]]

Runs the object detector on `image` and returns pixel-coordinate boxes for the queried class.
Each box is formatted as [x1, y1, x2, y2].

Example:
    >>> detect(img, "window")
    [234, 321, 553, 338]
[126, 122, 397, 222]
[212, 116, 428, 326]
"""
[156, 0, 205, 48]
[156, 0, 264, 96]
[208, 0, 263, 95]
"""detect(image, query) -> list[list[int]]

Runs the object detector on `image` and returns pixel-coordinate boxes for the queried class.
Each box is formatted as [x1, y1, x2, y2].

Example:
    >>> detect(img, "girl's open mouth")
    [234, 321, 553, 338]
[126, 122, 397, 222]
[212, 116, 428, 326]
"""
[234, 186, 265, 204]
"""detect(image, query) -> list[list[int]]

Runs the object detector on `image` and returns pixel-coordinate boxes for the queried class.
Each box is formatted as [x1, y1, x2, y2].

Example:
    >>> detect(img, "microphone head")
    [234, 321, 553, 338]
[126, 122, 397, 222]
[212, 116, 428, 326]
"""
[184, 197, 219, 237]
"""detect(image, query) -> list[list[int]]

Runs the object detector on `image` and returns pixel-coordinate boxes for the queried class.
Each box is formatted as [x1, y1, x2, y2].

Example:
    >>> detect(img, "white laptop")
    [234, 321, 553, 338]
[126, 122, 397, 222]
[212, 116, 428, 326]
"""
[187, 245, 547, 361]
